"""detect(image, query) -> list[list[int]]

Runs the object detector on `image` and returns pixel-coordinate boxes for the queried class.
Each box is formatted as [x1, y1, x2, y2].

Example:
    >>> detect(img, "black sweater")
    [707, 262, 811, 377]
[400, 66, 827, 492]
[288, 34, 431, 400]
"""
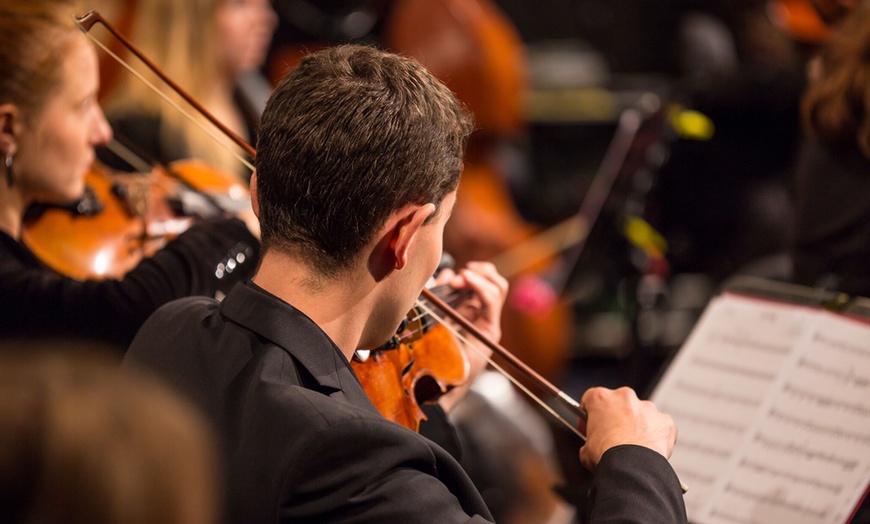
[0, 216, 258, 349]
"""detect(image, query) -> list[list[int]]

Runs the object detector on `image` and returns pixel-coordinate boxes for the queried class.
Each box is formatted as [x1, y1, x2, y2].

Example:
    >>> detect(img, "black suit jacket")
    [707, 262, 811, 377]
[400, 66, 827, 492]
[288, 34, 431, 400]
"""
[125, 281, 686, 523]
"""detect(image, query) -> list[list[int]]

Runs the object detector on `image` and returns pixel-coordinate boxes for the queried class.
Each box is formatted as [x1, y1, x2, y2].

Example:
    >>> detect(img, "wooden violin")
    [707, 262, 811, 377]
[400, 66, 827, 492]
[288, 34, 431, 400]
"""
[21, 159, 250, 280]
[351, 285, 472, 431]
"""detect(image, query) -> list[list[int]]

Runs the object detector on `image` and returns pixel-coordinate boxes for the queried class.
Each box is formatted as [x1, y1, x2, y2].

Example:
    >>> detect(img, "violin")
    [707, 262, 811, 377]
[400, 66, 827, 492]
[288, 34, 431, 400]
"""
[21, 159, 250, 280]
[351, 285, 471, 431]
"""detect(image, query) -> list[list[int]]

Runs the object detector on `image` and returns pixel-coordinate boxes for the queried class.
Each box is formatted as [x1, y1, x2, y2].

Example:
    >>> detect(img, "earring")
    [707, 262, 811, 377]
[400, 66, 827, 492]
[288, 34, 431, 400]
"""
[5, 152, 13, 187]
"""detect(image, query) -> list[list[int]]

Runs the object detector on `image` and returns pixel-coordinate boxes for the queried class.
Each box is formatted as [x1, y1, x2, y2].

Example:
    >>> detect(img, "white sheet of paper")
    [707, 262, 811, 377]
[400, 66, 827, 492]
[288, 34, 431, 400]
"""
[650, 293, 814, 519]
[695, 310, 870, 524]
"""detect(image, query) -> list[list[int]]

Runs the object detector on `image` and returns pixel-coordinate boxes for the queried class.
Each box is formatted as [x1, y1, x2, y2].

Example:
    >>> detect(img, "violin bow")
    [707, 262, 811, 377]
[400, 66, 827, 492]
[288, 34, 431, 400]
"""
[418, 287, 588, 438]
[75, 11, 256, 171]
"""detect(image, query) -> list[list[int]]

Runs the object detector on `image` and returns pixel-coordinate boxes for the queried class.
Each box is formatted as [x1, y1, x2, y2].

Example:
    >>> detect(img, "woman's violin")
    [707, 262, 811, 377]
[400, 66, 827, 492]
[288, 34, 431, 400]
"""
[21, 159, 249, 280]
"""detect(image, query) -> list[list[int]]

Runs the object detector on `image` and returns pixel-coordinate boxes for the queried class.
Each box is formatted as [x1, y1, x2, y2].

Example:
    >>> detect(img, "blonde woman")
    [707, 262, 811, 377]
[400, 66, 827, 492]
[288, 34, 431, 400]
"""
[100, 0, 277, 179]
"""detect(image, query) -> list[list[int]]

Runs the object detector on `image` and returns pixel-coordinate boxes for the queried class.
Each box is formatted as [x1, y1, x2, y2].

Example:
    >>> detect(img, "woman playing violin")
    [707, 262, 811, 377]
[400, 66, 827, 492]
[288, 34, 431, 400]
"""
[0, 0, 259, 349]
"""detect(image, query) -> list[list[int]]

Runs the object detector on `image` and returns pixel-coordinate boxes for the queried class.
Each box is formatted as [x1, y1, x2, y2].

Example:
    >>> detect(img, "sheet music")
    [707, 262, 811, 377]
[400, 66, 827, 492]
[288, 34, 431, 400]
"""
[696, 310, 870, 524]
[650, 294, 815, 519]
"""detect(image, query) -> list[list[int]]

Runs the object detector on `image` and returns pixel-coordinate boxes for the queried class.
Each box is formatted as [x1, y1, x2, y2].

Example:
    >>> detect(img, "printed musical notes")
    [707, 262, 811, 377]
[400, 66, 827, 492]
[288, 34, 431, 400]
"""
[651, 293, 870, 523]
[651, 294, 810, 517]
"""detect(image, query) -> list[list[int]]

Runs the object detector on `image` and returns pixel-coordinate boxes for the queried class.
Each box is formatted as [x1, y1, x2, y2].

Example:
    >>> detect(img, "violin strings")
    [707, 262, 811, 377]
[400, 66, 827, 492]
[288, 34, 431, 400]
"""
[101, 140, 197, 202]
[80, 28, 256, 173]
[413, 299, 585, 441]
[401, 287, 471, 337]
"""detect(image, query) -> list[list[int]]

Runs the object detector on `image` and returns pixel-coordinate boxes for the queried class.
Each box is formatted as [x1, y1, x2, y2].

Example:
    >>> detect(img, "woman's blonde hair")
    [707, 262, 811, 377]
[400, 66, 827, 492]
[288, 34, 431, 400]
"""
[104, 0, 246, 176]
[801, 2, 870, 158]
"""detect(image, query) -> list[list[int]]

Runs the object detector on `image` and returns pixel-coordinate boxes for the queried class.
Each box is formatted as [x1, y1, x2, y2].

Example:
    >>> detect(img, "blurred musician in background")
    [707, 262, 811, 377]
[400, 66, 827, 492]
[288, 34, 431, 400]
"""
[790, 0, 870, 297]
[99, 0, 277, 180]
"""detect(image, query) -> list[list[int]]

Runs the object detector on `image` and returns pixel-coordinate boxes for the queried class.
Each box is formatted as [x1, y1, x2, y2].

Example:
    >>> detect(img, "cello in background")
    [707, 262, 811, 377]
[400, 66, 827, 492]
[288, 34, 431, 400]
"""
[382, 0, 573, 383]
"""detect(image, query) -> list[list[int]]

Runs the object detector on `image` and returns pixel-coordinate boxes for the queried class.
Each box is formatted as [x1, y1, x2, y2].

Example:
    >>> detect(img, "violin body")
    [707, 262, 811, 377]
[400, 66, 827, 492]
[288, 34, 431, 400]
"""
[21, 160, 249, 280]
[352, 310, 469, 432]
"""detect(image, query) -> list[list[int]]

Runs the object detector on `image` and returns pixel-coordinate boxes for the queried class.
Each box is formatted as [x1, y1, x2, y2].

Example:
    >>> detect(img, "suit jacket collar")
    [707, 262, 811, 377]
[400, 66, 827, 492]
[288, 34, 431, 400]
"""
[219, 281, 367, 404]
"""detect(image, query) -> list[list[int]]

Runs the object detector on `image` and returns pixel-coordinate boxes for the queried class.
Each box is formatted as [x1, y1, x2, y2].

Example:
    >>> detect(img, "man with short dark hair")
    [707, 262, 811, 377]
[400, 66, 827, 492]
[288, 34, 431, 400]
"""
[125, 44, 687, 523]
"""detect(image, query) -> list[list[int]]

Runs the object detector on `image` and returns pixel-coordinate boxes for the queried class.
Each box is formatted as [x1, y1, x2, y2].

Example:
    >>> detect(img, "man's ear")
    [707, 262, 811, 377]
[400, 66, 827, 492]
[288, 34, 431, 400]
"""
[391, 203, 436, 270]
[0, 104, 22, 156]
[249, 171, 260, 217]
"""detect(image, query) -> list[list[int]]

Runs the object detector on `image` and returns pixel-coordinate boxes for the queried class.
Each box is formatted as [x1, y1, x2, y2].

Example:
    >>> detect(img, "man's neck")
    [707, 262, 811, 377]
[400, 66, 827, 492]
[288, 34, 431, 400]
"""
[252, 250, 378, 362]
